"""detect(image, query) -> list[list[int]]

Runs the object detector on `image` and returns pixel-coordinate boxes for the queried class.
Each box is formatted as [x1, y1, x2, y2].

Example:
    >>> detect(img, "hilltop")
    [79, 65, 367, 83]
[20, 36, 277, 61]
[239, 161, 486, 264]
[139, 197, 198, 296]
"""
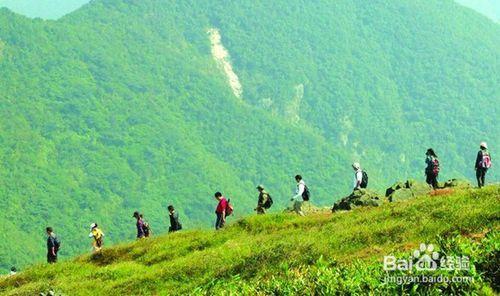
[0, 185, 498, 295]
[0, 0, 498, 271]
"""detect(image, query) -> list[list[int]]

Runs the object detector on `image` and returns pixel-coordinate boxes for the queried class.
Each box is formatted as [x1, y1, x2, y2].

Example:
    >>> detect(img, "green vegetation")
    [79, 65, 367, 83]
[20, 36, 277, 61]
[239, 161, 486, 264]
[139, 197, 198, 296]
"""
[0, 0, 498, 272]
[0, 186, 498, 295]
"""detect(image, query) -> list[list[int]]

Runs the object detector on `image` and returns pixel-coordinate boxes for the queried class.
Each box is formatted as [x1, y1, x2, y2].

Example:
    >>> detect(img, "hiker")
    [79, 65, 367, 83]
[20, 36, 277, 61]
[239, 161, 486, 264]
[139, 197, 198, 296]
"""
[133, 211, 145, 239]
[255, 185, 272, 214]
[475, 142, 492, 188]
[290, 175, 308, 216]
[352, 162, 368, 190]
[140, 214, 151, 237]
[425, 148, 440, 189]
[214, 192, 228, 230]
[168, 205, 182, 232]
[89, 223, 104, 253]
[46, 227, 60, 264]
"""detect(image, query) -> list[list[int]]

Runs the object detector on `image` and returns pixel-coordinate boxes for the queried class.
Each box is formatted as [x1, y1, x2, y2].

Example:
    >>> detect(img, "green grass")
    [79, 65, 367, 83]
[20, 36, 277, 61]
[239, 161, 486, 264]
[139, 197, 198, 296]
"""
[1, 185, 499, 295]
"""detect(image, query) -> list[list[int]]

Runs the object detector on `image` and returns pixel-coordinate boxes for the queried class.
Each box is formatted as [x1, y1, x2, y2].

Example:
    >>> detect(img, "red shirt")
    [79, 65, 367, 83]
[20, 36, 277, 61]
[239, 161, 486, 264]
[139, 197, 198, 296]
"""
[216, 197, 228, 214]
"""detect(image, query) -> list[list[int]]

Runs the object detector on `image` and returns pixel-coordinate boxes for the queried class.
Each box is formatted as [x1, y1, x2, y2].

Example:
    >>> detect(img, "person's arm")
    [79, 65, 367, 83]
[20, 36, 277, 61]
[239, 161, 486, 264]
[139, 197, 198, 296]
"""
[174, 212, 180, 228]
[222, 200, 228, 220]
[292, 184, 305, 200]
[49, 237, 56, 256]
[475, 151, 482, 169]
[355, 171, 362, 189]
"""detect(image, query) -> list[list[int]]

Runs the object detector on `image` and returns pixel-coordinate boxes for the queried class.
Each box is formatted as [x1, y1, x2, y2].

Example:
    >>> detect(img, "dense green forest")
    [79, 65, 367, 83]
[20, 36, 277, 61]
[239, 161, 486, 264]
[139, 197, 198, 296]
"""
[0, 0, 498, 272]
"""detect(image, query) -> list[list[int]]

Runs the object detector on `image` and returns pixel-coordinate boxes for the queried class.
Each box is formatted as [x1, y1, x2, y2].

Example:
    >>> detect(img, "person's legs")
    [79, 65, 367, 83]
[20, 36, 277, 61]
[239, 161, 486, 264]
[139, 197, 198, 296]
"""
[215, 213, 224, 230]
[256, 206, 265, 214]
[94, 238, 103, 252]
[426, 173, 432, 187]
[432, 174, 439, 189]
[478, 168, 487, 187]
[47, 252, 56, 264]
[476, 169, 482, 187]
[293, 200, 305, 216]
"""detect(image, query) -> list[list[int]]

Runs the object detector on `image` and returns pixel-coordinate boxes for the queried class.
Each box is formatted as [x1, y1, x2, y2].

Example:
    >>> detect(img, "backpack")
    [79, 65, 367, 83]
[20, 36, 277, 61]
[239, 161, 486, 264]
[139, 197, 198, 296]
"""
[54, 236, 61, 251]
[360, 171, 369, 188]
[263, 194, 273, 209]
[225, 199, 234, 216]
[432, 158, 440, 174]
[302, 185, 310, 201]
[481, 151, 492, 169]
[142, 222, 151, 237]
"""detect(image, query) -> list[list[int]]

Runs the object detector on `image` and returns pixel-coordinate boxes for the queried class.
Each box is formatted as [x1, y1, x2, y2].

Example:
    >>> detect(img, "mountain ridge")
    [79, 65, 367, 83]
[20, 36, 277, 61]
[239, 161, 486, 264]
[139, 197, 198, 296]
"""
[0, 185, 498, 295]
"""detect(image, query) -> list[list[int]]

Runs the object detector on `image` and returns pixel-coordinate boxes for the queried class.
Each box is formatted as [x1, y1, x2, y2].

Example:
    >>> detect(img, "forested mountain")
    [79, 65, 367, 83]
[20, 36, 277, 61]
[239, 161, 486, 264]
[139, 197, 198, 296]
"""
[0, 0, 498, 272]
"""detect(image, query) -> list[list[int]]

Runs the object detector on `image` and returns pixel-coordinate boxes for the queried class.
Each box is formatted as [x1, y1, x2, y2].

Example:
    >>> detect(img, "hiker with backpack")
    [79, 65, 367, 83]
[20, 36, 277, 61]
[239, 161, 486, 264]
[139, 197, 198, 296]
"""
[214, 192, 233, 230]
[140, 214, 151, 237]
[46, 227, 60, 264]
[352, 162, 368, 190]
[425, 148, 440, 189]
[168, 205, 182, 232]
[89, 223, 104, 253]
[133, 211, 145, 239]
[475, 142, 492, 188]
[255, 185, 272, 214]
[291, 175, 308, 216]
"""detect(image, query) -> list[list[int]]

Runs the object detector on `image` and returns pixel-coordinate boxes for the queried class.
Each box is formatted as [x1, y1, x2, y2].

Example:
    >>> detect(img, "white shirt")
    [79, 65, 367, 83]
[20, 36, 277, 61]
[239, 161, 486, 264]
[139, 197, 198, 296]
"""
[353, 170, 363, 189]
[292, 180, 306, 200]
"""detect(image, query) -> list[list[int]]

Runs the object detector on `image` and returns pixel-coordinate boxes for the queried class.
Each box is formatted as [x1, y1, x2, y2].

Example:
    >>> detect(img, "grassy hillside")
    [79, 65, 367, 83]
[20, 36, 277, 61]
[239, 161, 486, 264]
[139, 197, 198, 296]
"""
[0, 186, 498, 295]
[0, 0, 498, 272]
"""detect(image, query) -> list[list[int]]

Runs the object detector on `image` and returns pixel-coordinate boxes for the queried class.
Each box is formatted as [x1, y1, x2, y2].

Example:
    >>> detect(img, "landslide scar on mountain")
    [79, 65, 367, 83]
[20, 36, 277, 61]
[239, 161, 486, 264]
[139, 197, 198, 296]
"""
[207, 28, 243, 99]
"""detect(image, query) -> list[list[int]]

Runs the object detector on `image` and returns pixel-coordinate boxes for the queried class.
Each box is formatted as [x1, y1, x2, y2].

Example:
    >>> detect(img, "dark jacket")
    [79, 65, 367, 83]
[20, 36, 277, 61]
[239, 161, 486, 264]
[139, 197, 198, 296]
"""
[425, 156, 438, 174]
[258, 191, 269, 207]
[476, 150, 490, 169]
[169, 211, 182, 232]
[136, 218, 145, 238]
[47, 233, 59, 252]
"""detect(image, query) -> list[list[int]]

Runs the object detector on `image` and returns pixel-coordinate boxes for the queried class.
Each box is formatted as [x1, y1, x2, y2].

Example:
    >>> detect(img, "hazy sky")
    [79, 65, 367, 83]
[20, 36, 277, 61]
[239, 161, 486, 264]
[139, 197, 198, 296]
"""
[0, 0, 498, 22]
[0, 0, 89, 19]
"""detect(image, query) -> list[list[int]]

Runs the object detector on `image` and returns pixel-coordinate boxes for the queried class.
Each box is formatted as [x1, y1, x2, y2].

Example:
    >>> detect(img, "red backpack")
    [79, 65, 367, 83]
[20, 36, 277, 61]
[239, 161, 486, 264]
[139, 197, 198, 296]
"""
[432, 158, 440, 174]
[225, 198, 234, 216]
[481, 151, 492, 169]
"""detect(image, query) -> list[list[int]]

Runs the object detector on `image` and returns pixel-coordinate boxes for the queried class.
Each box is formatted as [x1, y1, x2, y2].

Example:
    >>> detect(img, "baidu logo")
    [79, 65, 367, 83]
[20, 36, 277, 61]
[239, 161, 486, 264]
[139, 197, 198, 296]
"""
[384, 243, 470, 272]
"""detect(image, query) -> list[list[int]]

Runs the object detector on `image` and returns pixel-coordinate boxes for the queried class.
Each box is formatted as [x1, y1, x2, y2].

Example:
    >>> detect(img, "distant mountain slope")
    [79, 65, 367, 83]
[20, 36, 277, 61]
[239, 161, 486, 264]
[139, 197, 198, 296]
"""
[0, 0, 88, 19]
[0, 186, 498, 295]
[0, 0, 498, 272]
[0, 2, 349, 272]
